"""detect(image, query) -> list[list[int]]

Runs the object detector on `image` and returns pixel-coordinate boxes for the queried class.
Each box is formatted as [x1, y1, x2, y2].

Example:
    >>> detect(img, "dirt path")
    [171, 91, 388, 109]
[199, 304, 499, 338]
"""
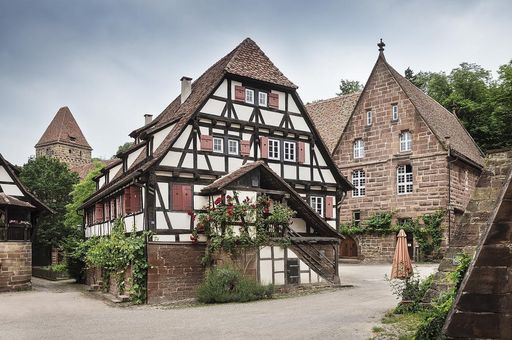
[0, 264, 437, 340]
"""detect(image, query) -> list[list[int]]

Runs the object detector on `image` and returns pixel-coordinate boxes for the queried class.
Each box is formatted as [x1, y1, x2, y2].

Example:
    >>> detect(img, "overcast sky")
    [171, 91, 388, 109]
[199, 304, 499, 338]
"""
[1, 0, 511, 165]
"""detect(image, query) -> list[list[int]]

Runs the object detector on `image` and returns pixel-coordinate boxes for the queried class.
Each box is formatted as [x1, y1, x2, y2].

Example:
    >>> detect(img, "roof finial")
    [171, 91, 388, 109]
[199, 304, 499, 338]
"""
[377, 38, 385, 52]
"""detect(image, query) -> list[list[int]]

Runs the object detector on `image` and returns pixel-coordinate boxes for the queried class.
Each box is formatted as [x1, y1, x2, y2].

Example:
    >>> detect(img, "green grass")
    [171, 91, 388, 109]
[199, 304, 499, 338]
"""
[371, 309, 429, 339]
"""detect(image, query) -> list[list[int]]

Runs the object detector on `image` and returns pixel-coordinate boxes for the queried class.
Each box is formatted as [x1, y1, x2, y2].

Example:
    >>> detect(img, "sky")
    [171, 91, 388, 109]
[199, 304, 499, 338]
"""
[1, 0, 511, 165]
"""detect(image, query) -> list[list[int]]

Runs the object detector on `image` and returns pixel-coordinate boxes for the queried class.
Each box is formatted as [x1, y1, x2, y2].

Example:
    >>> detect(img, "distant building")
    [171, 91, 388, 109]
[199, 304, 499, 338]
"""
[307, 41, 484, 261]
[35, 106, 92, 168]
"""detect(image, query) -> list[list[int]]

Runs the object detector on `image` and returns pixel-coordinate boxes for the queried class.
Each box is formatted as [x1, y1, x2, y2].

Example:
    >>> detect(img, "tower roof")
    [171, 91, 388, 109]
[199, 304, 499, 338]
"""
[35, 106, 92, 150]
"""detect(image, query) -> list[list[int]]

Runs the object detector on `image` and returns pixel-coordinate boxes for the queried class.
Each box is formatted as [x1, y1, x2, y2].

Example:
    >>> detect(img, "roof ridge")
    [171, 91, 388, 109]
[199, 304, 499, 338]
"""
[308, 92, 362, 106]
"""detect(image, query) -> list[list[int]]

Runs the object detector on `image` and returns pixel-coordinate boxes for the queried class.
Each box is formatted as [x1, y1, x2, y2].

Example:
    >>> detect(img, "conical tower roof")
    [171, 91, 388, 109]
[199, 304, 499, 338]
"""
[35, 106, 92, 150]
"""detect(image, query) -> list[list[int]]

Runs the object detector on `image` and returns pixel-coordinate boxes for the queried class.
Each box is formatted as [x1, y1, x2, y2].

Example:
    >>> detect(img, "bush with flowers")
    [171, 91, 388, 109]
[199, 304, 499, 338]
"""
[193, 191, 295, 265]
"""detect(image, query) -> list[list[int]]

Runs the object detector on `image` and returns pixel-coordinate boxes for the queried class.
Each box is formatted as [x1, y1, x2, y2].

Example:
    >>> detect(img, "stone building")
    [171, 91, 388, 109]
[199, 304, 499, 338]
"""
[35, 106, 92, 168]
[307, 41, 484, 261]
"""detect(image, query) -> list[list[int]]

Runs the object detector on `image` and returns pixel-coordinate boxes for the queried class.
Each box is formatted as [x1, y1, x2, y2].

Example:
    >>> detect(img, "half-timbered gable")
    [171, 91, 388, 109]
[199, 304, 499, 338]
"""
[80, 38, 350, 296]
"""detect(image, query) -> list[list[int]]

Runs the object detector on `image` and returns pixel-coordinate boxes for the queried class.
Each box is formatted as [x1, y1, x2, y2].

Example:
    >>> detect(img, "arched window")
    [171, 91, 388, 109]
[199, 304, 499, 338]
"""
[397, 164, 413, 194]
[400, 131, 412, 152]
[352, 170, 366, 197]
[353, 139, 365, 159]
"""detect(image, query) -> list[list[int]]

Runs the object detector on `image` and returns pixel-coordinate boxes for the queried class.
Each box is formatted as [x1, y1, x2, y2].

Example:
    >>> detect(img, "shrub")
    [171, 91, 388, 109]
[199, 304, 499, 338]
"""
[48, 263, 68, 273]
[390, 273, 433, 314]
[197, 266, 273, 303]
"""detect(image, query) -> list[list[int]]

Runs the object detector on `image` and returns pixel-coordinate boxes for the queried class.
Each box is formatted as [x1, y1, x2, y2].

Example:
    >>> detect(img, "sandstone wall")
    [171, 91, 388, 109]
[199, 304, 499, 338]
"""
[0, 242, 32, 292]
[147, 243, 206, 304]
[36, 143, 91, 167]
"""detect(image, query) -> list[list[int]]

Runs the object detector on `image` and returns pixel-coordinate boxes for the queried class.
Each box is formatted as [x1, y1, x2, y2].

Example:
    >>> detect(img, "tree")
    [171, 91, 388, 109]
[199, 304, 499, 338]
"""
[337, 79, 363, 96]
[19, 157, 79, 248]
[64, 160, 104, 230]
[113, 142, 133, 158]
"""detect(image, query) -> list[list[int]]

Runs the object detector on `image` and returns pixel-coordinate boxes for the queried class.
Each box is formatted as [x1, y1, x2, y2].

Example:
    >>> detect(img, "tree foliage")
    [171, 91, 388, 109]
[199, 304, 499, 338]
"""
[114, 142, 133, 158]
[64, 160, 104, 230]
[19, 157, 79, 247]
[405, 61, 512, 151]
[337, 79, 363, 95]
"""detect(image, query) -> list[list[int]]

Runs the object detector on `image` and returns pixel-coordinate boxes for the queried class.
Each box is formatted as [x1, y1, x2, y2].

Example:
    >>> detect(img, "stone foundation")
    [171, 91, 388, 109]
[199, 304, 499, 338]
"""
[0, 242, 32, 292]
[85, 265, 133, 297]
[147, 242, 206, 304]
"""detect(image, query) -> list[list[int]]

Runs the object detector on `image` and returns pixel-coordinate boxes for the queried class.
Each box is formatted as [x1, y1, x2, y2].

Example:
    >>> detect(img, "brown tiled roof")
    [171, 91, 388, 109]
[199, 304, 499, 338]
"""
[0, 192, 36, 208]
[36, 106, 92, 150]
[383, 59, 484, 167]
[306, 92, 361, 153]
[70, 159, 116, 180]
[81, 38, 349, 209]
[202, 161, 265, 194]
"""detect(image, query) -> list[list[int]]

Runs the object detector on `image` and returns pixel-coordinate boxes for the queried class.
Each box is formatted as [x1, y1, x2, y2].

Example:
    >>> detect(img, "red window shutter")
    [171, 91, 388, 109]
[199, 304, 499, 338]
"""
[200, 135, 213, 152]
[182, 185, 193, 211]
[260, 136, 269, 159]
[172, 184, 183, 211]
[234, 85, 245, 101]
[268, 93, 279, 109]
[124, 187, 132, 215]
[325, 196, 334, 219]
[298, 141, 305, 164]
[95, 203, 104, 223]
[240, 140, 251, 156]
[131, 186, 141, 212]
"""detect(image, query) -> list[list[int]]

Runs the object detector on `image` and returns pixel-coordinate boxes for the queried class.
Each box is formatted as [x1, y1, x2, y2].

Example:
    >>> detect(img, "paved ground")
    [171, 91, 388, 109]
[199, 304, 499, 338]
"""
[0, 264, 437, 340]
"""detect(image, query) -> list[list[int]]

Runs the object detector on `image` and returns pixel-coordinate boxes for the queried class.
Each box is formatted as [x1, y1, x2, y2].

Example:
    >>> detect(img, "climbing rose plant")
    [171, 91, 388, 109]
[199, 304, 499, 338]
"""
[193, 192, 296, 265]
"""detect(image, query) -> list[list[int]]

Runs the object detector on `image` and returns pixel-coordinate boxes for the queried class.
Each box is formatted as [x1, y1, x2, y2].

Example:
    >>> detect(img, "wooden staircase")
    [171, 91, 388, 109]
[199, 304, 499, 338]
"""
[286, 229, 340, 284]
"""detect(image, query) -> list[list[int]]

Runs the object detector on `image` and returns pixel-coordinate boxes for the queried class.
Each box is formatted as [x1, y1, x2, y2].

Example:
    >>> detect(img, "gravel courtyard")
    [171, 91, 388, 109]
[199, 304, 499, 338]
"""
[0, 263, 437, 340]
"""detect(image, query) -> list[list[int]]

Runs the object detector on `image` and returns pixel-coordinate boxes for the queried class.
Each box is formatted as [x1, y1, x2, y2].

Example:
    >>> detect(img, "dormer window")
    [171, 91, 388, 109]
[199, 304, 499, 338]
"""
[366, 110, 373, 126]
[69, 136, 77, 142]
[392, 104, 399, 121]
[245, 89, 254, 104]
[258, 92, 268, 107]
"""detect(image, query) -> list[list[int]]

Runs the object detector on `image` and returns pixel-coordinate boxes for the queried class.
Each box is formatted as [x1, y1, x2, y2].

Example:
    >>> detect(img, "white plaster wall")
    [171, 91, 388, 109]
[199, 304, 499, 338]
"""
[157, 182, 169, 208]
[168, 212, 190, 229]
[260, 109, 282, 126]
[322, 169, 336, 184]
[201, 99, 225, 116]
[182, 153, 194, 169]
[290, 115, 309, 131]
[213, 79, 228, 98]
[98, 176, 105, 188]
[160, 151, 181, 167]
[173, 125, 192, 149]
[283, 165, 297, 180]
[109, 164, 122, 180]
[298, 166, 311, 181]
[0, 166, 12, 182]
[1, 184, 23, 197]
[228, 158, 243, 173]
[288, 94, 300, 113]
[233, 104, 252, 121]
[259, 260, 273, 285]
[153, 124, 174, 150]
[290, 218, 307, 233]
[127, 147, 143, 169]
[209, 156, 225, 172]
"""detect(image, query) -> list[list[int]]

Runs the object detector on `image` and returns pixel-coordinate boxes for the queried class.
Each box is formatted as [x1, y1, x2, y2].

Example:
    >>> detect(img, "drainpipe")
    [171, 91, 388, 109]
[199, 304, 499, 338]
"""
[445, 137, 459, 245]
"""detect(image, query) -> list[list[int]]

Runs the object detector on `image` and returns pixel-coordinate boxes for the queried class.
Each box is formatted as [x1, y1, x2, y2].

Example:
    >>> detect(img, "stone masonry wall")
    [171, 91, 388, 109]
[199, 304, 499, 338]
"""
[354, 234, 396, 263]
[0, 242, 32, 292]
[85, 265, 133, 297]
[36, 143, 91, 167]
[147, 243, 206, 304]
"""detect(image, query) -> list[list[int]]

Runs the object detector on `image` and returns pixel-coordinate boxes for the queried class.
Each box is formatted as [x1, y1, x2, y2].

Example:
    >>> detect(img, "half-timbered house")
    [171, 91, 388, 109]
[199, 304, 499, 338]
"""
[0, 153, 51, 292]
[80, 38, 352, 303]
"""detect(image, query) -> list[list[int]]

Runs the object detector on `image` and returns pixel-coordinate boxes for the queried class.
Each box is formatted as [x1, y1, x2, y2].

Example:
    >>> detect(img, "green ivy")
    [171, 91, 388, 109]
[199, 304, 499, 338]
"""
[194, 193, 295, 265]
[338, 210, 446, 258]
[81, 219, 150, 304]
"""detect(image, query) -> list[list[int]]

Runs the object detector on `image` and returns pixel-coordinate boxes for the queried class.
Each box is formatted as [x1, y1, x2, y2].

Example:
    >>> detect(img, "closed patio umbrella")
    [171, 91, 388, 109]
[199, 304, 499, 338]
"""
[390, 229, 413, 279]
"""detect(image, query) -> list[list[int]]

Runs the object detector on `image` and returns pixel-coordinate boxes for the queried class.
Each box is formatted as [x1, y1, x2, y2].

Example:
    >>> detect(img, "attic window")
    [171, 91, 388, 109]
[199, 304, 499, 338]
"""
[69, 136, 77, 142]
[392, 104, 399, 121]
[245, 89, 254, 104]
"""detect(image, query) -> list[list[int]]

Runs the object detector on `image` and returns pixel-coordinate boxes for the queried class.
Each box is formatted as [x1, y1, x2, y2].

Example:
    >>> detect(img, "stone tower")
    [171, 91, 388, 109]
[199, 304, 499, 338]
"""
[35, 106, 92, 167]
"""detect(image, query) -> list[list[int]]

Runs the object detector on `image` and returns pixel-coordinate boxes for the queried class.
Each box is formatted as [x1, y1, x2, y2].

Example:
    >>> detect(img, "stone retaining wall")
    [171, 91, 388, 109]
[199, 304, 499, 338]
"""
[0, 242, 32, 292]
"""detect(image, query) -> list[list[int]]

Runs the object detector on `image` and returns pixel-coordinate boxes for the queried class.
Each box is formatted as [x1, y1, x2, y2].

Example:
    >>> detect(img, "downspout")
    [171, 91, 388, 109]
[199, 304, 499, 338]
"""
[445, 137, 459, 244]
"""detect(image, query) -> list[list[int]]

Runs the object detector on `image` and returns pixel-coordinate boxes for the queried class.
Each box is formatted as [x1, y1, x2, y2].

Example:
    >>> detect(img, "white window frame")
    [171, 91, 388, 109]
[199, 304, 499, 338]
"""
[258, 92, 268, 107]
[392, 104, 399, 121]
[353, 139, 365, 159]
[283, 141, 296, 162]
[227, 139, 239, 155]
[268, 139, 280, 160]
[213, 137, 224, 153]
[352, 170, 366, 197]
[397, 164, 413, 195]
[310, 196, 324, 217]
[400, 131, 412, 152]
[366, 110, 373, 126]
[245, 89, 254, 104]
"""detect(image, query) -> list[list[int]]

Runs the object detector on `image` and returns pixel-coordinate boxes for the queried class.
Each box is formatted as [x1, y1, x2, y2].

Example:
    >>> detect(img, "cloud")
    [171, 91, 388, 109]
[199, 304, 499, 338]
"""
[0, 0, 511, 164]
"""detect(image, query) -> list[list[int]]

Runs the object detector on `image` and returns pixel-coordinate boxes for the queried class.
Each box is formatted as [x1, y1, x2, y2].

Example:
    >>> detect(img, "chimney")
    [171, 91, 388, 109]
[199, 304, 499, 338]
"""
[181, 76, 192, 103]
[144, 114, 153, 125]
